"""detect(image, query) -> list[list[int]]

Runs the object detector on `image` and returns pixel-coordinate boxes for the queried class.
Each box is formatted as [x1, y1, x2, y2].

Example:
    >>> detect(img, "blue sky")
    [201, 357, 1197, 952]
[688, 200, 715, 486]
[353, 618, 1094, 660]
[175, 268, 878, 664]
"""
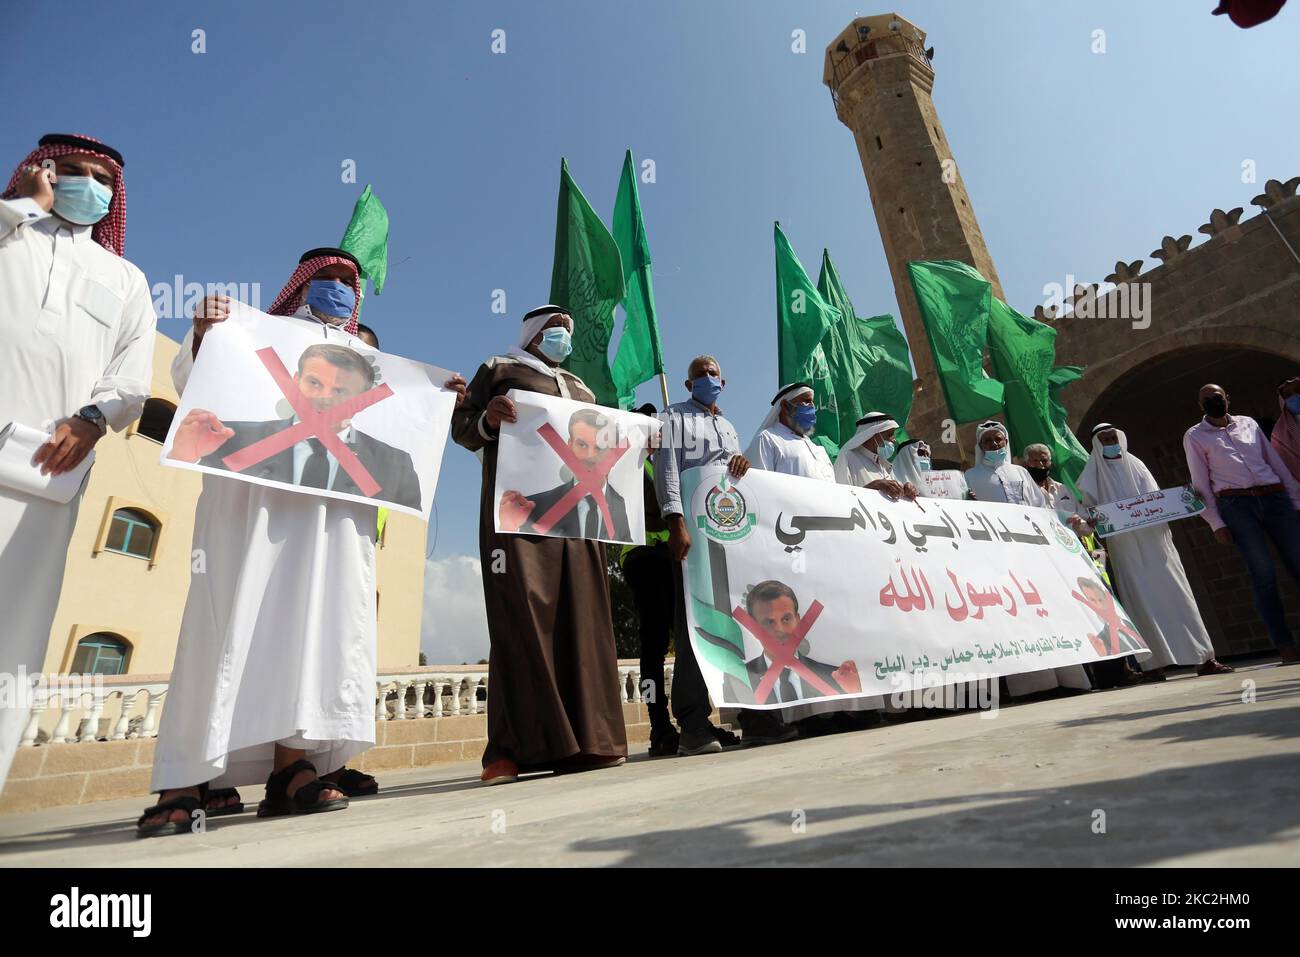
[7, 1, 1297, 661]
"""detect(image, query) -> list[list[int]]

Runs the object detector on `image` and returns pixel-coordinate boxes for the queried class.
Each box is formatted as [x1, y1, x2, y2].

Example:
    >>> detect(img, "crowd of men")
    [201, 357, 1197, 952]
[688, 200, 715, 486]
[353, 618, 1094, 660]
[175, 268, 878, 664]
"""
[0, 133, 1297, 840]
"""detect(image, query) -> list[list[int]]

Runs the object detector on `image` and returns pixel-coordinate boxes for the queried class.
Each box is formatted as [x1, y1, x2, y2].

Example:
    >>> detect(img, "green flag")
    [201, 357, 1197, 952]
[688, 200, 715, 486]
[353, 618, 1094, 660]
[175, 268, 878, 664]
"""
[811, 250, 866, 444]
[340, 185, 389, 312]
[818, 250, 914, 443]
[1048, 365, 1090, 492]
[774, 223, 842, 455]
[610, 151, 664, 411]
[987, 299, 1089, 492]
[551, 159, 624, 407]
[906, 260, 1004, 423]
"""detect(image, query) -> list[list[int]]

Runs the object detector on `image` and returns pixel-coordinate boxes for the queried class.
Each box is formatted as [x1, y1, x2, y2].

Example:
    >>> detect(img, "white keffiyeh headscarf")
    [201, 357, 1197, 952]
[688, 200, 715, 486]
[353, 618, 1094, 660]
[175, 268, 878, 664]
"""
[505, 304, 573, 377]
[892, 438, 931, 488]
[1075, 423, 1158, 506]
[839, 411, 899, 459]
[746, 382, 814, 457]
[965, 420, 1047, 506]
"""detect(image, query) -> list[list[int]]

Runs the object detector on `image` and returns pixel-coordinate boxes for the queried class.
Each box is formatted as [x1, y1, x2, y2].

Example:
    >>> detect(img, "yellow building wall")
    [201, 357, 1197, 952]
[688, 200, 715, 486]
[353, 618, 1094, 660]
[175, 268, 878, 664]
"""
[44, 331, 426, 678]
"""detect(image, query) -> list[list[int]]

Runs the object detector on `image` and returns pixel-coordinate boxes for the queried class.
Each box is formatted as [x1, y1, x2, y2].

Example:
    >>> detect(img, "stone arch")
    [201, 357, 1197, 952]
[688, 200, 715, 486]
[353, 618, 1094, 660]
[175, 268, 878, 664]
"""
[1075, 341, 1300, 658]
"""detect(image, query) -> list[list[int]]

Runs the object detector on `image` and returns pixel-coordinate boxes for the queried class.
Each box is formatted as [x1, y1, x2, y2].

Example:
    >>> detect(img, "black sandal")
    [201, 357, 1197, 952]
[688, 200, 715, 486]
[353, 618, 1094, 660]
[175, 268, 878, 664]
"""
[324, 767, 379, 797]
[205, 787, 244, 817]
[136, 783, 208, 838]
[256, 759, 349, 818]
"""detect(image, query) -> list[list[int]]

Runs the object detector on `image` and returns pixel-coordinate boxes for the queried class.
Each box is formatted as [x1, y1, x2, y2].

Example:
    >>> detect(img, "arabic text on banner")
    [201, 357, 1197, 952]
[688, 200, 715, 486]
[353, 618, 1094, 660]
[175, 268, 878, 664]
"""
[1089, 485, 1206, 539]
[680, 464, 1150, 709]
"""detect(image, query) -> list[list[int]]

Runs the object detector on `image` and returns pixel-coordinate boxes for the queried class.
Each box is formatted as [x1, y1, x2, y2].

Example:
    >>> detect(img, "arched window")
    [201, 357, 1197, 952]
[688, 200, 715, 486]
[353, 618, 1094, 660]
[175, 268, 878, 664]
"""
[72, 633, 130, 676]
[104, 508, 159, 561]
[136, 398, 176, 443]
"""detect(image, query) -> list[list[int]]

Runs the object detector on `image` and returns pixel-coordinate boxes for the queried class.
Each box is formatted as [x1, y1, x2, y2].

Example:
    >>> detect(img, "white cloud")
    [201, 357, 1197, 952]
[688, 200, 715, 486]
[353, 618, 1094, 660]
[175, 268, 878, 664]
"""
[420, 554, 491, 665]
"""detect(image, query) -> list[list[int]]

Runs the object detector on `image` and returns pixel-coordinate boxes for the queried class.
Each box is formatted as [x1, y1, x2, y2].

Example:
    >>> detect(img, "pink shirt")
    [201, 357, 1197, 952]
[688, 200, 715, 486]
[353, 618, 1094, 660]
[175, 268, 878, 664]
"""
[1183, 414, 1300, 531]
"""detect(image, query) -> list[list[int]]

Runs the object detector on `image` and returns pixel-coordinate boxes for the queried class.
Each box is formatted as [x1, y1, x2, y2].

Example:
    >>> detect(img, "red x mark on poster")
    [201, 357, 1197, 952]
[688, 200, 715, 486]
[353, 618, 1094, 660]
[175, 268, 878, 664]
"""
[731, 600, 837, 702]
[220, 347, 394, 497]
[1071, 586, 1145, 656]
[529, 421, 632, 535]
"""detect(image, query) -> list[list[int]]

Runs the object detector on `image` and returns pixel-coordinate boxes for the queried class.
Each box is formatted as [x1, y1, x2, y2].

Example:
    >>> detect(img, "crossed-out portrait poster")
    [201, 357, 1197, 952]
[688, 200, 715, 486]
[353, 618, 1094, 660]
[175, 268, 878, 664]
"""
[493, 390, 660, 546]
[680, 463, 1150, 709]
[160, 302, 457, 520]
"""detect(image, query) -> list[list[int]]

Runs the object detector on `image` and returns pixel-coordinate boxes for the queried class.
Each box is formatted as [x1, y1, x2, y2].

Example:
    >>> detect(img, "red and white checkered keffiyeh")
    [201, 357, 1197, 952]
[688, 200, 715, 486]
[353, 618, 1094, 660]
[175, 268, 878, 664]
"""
[2, 134, 126, 256]
[267, 253, 362, 337]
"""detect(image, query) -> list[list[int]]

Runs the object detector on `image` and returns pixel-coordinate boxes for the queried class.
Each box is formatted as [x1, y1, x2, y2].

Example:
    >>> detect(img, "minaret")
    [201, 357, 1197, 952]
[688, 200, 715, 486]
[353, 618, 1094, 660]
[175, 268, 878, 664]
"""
[824, 13, 1003, 419]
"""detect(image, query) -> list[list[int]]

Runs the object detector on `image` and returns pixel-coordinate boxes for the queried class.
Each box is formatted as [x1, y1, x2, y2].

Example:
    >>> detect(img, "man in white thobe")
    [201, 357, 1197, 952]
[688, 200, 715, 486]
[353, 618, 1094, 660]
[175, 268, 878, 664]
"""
[745, 382, 836, 481]
[965, 421, 1092, 698]
[0, 134, 155, 793]
[834, 412, 917, 501]
[139, 248, 464, 834]
[1077, 423, 1231, 677]
[748, 385, 883, 730]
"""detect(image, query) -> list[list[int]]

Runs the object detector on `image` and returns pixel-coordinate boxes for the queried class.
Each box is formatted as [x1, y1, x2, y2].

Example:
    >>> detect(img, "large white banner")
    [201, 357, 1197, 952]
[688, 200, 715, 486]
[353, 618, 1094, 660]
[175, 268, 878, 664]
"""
[160, 302, 456, 520]
[681, 464, 1150, 709]
[494, 390, 659, 545]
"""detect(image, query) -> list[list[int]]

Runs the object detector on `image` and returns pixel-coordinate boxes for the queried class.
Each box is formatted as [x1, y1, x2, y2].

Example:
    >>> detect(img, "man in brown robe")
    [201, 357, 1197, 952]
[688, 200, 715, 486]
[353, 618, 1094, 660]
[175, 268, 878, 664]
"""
[452, 305, 628, 785]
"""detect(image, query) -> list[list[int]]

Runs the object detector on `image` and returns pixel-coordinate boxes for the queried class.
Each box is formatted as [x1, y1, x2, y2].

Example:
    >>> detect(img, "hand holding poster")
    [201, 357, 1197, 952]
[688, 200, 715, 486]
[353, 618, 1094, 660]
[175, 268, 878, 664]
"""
[160, 302, 456, 519]
[681, 464, 1148, 709]
[1088, 485, 1206, 538]
[494, 390, 659, 545]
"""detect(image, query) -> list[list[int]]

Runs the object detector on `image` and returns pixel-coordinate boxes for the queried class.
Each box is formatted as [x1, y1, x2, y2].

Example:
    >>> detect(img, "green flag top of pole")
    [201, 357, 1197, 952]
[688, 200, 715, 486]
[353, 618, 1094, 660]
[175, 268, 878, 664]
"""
[551, 158, 625, 407]
[610, 149, 669, 410]
[774, 222, 843, 456]
[340, 184, 389, 321]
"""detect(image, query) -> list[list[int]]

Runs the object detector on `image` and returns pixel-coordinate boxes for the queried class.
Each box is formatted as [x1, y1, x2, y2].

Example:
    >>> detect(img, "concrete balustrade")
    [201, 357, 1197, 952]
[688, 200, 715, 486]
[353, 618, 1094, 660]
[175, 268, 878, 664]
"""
[0, 660, 665, 815]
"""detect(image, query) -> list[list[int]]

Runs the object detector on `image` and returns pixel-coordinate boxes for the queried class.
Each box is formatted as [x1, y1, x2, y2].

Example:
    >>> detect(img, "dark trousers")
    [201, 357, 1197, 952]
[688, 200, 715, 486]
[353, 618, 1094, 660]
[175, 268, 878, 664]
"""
[667, 554, 716, 733]
[622, 543, 675, 732]
[1219, 491, 1300, 649]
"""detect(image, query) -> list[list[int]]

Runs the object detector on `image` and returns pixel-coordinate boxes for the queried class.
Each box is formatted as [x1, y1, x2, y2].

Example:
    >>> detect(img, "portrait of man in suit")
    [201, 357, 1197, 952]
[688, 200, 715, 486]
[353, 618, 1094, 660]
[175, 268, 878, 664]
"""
[723, 579, 861, 706]
[497, 406, 632, 542]
[167, 342, 423, 511]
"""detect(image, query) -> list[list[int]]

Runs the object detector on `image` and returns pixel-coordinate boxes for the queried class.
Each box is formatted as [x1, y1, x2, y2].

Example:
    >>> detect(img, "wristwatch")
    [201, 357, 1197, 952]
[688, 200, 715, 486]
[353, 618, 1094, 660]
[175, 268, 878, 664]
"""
[75, 405, 107, 435]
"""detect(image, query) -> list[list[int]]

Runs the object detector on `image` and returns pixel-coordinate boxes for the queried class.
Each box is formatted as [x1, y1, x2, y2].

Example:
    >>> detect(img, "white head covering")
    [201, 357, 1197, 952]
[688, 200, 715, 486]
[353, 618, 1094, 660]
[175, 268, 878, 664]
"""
[1075, 423, 1158, 506]
[505, 305, 574, 377]
[839, 411, 899, 458]
[748, 382, 814, 447]
[892, 438, 931, 488]
[965, 420, 1046, 505]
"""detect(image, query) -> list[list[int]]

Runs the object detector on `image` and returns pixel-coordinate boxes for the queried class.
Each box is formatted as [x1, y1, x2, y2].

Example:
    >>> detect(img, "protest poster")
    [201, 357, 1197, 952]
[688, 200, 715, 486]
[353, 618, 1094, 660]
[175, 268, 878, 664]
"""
[161, 302, 455, 519]
[494, 390, 659, 545]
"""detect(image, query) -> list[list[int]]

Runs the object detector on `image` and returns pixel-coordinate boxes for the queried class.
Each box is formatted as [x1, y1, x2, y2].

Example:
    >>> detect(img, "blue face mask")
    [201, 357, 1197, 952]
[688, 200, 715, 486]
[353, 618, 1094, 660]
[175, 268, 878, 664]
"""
[1286, 395, 1300, 416]
[52, 175, 112, 225]
[1102, 443, 1123, 458]
[918, 458, 932, 472]
[877, 441, 896, 460]
[983, 447, 1008, 466]
[792, 403, 818, 432]
[305, 279, 357, 320]
[691, 375, 723, 407]
[538, 327, 573, 362]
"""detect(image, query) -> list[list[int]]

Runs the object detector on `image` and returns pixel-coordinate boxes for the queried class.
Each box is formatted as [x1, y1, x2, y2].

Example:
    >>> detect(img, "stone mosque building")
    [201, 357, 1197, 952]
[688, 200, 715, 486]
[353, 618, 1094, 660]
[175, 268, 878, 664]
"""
[823, 13, 1300, 657]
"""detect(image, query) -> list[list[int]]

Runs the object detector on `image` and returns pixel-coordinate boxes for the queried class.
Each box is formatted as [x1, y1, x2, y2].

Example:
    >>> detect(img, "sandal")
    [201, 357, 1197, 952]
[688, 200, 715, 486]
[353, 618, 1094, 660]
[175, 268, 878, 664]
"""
[205, 787, 244, 817]
[323, 767, 378, 797]
[256, 759, 349, 818]
[136, 783, 208, 838]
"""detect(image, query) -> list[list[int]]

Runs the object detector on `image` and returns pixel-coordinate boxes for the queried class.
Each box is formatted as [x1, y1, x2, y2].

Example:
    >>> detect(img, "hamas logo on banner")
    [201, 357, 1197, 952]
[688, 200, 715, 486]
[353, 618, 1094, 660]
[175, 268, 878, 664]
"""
[697, 473, 756, 543]
[1049, 513, 1083, 553]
